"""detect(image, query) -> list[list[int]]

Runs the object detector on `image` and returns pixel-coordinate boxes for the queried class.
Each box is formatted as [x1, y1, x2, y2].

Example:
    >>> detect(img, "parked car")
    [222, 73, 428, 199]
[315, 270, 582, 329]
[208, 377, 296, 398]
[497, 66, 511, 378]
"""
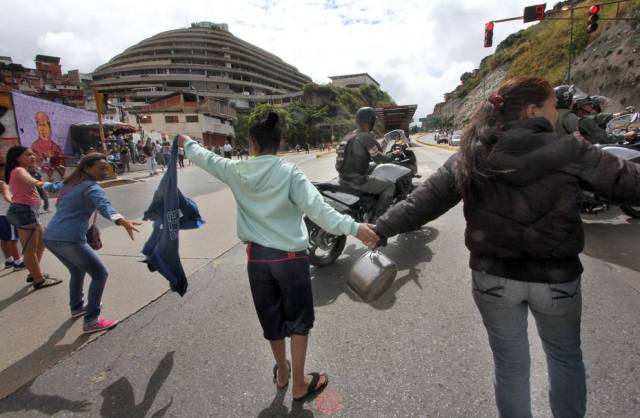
[436, 130, 449, 144]
[449, 131, 463, 146]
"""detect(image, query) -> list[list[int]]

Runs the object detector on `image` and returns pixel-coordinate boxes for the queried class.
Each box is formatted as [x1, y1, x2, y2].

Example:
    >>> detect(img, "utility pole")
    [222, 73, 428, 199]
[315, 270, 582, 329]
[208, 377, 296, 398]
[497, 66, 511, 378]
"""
[567, 7, 574, 83]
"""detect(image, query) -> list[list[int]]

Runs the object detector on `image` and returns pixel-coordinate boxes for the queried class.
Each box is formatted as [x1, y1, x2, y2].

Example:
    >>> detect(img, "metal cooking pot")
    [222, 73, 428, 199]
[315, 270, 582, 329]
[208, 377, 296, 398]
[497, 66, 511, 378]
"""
[348, 251, 398, 302]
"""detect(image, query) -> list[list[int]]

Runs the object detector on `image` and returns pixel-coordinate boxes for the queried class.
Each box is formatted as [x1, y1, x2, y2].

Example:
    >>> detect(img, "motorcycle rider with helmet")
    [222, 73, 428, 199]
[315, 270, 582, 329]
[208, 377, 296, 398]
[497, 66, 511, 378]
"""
[336, 107, 395, 221]
[555, 86, 609, 143]
[556, 86, 637, 143]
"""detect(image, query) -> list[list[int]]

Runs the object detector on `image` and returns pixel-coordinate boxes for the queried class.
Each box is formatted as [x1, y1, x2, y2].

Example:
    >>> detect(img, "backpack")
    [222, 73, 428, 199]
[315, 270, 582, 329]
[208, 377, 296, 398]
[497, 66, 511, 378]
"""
[335, 130, 358, 172]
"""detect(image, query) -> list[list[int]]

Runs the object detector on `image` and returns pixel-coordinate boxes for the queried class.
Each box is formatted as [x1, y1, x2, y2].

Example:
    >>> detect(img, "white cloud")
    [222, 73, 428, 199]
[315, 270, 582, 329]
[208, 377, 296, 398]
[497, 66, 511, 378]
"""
[0, 0, 539, 116]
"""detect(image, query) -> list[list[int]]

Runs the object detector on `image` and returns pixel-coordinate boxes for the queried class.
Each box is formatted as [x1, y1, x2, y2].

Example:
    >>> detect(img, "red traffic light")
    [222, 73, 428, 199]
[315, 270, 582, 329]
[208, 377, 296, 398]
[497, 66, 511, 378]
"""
[587, 4, 600, 33]
[484, 21, 494, 47]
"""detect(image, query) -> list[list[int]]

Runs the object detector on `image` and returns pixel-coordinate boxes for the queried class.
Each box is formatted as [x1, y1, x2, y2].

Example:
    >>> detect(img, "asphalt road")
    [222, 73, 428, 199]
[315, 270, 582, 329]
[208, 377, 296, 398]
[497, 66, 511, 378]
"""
[0, 142, 638, 417]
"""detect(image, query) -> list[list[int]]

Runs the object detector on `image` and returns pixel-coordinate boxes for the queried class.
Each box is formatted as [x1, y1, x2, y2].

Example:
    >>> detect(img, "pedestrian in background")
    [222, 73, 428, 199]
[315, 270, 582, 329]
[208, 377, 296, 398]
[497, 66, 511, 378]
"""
[5, 146, 61, 289]
[155, 141, 163, 170]
[223, 140, 233, 159]
[44, 153, 141, 333]
[136, 140, 144, 160]
[161, 141, 171, 171]
[177, 146, 185, 168]
[120, 144, 131, 173]
[144, 139, 157, 176]
[0, 180, 23, 270]
[178, 112, 379, 402]
[373, 77, 640, 418]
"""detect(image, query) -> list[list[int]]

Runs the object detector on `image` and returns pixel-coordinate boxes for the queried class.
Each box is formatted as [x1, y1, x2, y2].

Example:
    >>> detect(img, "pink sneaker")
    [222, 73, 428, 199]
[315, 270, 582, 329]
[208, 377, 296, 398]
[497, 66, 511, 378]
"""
[83, 318, 118, 334]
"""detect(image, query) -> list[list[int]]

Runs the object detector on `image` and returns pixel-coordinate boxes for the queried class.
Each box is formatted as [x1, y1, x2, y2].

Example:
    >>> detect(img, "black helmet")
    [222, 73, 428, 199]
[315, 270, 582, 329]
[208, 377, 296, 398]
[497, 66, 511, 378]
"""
[591, 95, 608, 113]
[555, 85, 574, 109]
[573, 94, 594, 110]
[355, 107, 377, 130]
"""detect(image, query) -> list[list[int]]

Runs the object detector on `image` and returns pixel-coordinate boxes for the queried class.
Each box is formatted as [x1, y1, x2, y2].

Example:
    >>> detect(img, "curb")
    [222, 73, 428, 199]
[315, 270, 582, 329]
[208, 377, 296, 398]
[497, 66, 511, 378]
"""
[316, 150, 336, 159]
[416, 137, 458, 152]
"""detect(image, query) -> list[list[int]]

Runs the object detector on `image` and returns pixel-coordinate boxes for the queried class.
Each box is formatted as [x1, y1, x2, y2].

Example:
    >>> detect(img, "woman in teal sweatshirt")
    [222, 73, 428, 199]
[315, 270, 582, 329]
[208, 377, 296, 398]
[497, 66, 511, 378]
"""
[178, 112, 378, 402]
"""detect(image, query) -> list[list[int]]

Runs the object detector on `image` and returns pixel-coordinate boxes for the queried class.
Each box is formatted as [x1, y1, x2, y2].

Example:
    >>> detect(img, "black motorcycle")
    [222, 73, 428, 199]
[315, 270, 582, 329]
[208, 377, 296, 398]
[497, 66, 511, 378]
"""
[582, 142, 640, 218]
[305, 161, 416, 266]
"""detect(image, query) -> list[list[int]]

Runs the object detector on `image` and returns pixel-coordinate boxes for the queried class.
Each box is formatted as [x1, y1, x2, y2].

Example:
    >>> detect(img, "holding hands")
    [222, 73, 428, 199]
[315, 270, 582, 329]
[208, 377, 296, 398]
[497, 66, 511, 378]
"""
[356, 223, 383, 250]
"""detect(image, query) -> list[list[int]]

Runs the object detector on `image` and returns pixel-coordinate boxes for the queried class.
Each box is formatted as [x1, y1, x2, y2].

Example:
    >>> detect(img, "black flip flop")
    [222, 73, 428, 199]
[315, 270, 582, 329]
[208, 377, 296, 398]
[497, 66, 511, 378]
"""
[293, 372, 329, 402]
[32, 277, 62, 290]
[27, 273, 49, 283]
[273, 360, 291, 389]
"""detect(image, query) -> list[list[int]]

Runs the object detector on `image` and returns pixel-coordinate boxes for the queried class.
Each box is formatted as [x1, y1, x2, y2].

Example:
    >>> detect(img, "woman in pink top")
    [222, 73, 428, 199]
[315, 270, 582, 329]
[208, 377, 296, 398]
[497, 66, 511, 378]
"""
[5, 146, 61, 289]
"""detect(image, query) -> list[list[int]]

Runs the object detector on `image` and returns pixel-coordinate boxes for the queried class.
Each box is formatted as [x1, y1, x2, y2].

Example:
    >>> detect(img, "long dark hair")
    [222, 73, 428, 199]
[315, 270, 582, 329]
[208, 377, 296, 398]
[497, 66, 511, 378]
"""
[5, 146, 30, 182]
[455, 77, 553, 201]
[250, 112, 281, 154]
[63, 153, 107, 185]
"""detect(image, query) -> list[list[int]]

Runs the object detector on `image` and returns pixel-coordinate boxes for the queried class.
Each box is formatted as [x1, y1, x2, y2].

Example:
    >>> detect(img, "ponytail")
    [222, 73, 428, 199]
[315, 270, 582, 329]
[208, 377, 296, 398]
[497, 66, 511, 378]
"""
[250, 112, 281, 154]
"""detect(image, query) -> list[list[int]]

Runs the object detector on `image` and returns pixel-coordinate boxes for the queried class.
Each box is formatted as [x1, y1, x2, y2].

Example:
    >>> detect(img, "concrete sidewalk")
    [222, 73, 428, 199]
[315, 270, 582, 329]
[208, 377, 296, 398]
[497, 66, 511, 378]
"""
[0, 183, 240, 399]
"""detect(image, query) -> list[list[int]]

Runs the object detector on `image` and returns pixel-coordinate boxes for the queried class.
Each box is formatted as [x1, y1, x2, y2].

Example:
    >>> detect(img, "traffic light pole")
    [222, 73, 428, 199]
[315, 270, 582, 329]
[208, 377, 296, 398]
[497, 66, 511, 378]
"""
[567, 7, 574, 83]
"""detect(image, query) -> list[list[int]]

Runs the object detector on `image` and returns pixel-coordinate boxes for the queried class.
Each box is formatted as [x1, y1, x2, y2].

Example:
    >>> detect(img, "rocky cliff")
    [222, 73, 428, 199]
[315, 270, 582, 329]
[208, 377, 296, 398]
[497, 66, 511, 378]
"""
[430, 1, 640, 128]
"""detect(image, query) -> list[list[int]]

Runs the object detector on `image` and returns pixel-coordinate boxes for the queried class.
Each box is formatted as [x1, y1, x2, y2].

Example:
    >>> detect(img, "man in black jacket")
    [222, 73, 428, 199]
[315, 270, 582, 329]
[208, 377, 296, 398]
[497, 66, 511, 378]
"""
[336, 107, 395, 220]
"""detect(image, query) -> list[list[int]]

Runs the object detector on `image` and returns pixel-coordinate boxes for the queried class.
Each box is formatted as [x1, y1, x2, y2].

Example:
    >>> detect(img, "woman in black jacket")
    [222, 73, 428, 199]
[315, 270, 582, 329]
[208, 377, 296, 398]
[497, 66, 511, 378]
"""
[374, 77, 640, 418]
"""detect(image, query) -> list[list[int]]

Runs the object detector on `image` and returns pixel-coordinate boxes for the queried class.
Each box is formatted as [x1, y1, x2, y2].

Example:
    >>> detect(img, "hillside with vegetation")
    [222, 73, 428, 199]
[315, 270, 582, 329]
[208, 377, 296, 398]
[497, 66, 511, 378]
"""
[427, 0, 640, 129]
[234, 83, 395, 148]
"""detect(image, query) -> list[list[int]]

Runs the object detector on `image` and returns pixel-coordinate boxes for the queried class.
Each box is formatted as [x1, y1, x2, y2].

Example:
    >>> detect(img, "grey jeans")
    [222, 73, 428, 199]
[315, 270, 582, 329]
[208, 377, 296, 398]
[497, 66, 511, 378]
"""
[472, 270, 586, 418]
[340, 176, 394, 219]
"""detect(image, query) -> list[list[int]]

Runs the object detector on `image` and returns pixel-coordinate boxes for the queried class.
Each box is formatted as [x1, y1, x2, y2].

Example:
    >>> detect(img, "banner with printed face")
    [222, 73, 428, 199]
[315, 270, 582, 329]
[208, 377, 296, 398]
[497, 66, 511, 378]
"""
[11, 91, 97, 166]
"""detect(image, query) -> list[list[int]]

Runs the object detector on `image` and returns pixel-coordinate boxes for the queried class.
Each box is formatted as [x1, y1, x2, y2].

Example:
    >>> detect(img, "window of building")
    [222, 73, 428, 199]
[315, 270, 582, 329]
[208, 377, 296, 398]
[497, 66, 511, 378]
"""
[186, 115, 199, 123]
[165, 115, 179, 123]
[139, 115, 152, 123]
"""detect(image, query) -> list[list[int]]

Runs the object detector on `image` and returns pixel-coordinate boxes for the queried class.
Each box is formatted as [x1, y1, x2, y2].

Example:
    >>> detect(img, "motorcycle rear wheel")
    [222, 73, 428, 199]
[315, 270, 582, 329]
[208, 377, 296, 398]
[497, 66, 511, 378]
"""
[620, 205, 640, 218]
[305, 217, 347, 267]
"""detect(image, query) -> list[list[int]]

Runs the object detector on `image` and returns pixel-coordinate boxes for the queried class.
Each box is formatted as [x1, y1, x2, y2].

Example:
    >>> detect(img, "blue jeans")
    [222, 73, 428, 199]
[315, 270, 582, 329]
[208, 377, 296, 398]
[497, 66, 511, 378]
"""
[44, 240, 109, 325]
[472, 270, 586, 418]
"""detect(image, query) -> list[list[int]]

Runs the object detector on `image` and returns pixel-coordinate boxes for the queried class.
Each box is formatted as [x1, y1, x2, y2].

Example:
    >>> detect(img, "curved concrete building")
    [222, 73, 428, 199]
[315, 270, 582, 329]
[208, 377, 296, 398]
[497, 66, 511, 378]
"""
[92, 22, 311, 108]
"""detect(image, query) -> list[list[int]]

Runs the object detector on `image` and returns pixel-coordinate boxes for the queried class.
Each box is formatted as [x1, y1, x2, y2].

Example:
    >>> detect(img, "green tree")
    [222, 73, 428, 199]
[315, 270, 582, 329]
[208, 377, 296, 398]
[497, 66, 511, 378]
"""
[288, 104, 329, 147]
[233, 114, 251, 147]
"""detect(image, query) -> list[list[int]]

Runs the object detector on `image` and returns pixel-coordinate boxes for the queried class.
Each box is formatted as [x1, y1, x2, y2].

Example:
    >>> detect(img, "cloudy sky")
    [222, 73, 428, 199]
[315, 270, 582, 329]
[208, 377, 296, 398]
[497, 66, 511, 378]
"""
[0, 0, 540, 117]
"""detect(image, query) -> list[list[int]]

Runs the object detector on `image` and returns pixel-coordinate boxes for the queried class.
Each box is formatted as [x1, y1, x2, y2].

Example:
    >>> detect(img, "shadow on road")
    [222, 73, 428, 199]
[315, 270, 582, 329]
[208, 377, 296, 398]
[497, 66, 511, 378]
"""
[100, 351, 174, 418]
[311, 227, 438, 310]
[256, 388, 314, 417]
[0, 319, 91, 414]
[583, 216, 640, 273]
[0, 284, 32, 315]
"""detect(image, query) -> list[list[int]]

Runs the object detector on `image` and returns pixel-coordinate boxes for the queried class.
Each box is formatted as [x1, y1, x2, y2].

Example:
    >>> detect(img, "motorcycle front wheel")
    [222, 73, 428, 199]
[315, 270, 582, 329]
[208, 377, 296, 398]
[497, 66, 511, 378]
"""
[620, 205, 640, 218]
[305, 217, 347, 267]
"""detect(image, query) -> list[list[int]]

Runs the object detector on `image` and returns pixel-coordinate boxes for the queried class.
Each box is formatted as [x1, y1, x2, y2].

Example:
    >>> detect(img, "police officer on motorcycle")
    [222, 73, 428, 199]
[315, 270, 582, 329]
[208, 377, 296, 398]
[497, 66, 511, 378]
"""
[336, 107, 395, 221]
[555, 86, 608, 143]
